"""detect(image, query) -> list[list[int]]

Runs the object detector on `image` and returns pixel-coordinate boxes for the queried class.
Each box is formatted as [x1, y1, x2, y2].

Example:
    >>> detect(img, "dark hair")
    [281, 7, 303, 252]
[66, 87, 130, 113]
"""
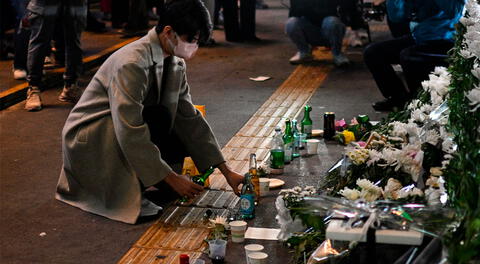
[155, 0, 212, 42]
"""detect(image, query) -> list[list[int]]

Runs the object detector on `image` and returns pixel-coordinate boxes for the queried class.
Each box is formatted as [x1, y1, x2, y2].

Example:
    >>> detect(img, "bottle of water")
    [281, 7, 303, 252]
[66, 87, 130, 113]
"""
[270, 127, 285, 174]
[292, 119, 300, 158]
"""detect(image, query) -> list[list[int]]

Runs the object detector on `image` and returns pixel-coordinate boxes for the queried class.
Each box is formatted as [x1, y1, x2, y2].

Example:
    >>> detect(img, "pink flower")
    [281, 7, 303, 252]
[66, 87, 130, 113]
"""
[357, 141, 367, 148]
[335, 119, 347, 131]
[350, 118, 359, 125]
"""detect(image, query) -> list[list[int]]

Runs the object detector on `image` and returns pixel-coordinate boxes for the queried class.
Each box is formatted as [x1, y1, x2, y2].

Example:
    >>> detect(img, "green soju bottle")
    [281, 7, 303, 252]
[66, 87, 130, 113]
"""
[240, 173, 255, 219]
[191, 166, 215, 186]
[283, 119, 294, 163]
[301, 104, 313, 138]
[270, 127, 285, 172]
[292, 119, 300, 158]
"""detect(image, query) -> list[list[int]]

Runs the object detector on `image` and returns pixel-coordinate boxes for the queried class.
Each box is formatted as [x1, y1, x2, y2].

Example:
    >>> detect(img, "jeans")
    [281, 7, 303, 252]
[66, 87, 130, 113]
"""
[26, 1, 86, 87]
[285, 16, 346, 56]
[364, 35, 453, 103]
[11, 0, 30, 70]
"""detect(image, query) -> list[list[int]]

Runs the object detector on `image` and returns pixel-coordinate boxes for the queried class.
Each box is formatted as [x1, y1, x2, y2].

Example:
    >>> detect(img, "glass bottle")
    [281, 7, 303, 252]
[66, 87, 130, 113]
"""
[292, 119, 300, 158]
[191, 166, 215, 186]
[240, 173, 255, 219]
[283, 119, 294, 163]
[249, 153, 260, 203]
[270, 127, 285, 172]
[301, 104, 313, 138]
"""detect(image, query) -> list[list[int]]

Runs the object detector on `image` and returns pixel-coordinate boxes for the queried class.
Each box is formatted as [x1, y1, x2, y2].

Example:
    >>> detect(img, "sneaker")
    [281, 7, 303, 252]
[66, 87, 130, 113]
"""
[289, 52, 314, 65]
[25, 87, 42, 111]
[59, 83, 83, 103]
[333, 53, 350, 67]
[13, 69, 27, 80]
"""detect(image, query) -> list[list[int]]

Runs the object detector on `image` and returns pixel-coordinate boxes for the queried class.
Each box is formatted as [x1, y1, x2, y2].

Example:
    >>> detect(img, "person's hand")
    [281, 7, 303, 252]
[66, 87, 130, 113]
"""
[164, 172, 204, 198]
[218, 163, 244, 195]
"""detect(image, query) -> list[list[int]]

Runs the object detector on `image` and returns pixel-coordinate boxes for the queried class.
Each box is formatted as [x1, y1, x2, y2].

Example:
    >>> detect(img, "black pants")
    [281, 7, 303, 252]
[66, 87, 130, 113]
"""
[221, 0, 256, 41]
[364, 35, 453, 104]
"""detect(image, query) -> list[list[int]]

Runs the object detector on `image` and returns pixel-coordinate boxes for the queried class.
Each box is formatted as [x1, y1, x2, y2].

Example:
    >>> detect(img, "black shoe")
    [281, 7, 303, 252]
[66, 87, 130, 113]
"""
[243, 36, 261, 42]
[372, 99, 403, 111]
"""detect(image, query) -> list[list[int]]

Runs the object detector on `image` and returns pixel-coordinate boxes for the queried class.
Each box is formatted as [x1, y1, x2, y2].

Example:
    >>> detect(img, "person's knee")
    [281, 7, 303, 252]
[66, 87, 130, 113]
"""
[285, 17, 301, 36]
[322, 16, 345, 32]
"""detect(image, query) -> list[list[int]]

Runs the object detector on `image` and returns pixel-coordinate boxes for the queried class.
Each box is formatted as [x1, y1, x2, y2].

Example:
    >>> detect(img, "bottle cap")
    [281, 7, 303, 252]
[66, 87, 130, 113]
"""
[179, 254, 189, 262]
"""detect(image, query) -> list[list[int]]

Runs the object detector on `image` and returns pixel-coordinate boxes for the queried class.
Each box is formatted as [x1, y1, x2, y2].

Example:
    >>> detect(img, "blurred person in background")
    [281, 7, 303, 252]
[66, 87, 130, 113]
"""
[285, 0, 351, 66]
[24, 0, 87, 111]
[364, 0, 465, 111]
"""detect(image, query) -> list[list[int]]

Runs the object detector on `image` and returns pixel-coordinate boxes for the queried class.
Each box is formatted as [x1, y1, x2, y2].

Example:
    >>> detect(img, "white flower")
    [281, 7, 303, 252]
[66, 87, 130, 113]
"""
[397, 186, 424, 199]
[366, 149, 381, 166]
[424, 130, 440, 145]
[426, 176, 441, 188]
[293, 186, 302, 193]
[391, 121, 408, 137]
[407, 99, 422, 111]
[429, 167, 443, 176]
[356, 179, 383, 200]
[442, 138, 456, 154]
[338, 187, 361, 200]
[209, 216, 229, 229]
[360, 189, 382, 202]
[410, 109, 426, 123]
[466, 85, 480, 111]
[460, 49, 474, 59]
[383, 178, 403, 199]
[472, 64, 480, 80]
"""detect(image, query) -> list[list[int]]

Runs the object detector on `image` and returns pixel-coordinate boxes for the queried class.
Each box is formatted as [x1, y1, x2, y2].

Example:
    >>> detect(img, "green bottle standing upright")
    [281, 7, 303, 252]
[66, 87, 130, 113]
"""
[240, 173, 255, 219]
[191, 166, 215, 186]
[301, 105, 313, 138]
[270, 127, 285, 172]
[283, 119, 294, 163]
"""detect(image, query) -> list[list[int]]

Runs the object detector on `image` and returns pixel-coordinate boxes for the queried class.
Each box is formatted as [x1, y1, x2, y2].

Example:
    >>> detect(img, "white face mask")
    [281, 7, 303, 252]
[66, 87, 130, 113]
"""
[168, 32, 199, 60]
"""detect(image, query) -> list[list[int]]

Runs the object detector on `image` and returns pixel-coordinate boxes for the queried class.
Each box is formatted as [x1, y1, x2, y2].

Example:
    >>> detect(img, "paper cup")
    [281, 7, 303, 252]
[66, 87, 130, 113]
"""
[248, 252, 268, 264]
[208, 239, 227, 259]
[306, 139, 320, 155]
[259, 178, 270, 196]
[230, 220, 247, 243]
[244, 244, 264, 264]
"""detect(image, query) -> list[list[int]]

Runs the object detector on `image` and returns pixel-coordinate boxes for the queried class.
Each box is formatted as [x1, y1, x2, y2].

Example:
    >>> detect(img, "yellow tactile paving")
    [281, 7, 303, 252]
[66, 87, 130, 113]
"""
[118, 48, 333, 264]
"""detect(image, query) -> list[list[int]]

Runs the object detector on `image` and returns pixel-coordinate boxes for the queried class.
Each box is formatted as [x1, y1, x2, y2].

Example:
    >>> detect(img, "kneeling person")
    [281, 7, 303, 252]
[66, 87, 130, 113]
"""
[55, 0, 244, 224]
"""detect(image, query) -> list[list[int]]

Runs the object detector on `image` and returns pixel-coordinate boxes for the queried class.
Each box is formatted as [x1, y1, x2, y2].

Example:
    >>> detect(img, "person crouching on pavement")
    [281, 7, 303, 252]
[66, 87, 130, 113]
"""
[285, 0, 350, 66]
[55, 0, 245, 224]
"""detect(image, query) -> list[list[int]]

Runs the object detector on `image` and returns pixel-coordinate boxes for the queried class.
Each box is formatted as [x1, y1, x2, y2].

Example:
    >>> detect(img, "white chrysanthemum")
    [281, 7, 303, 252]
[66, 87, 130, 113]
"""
[338, 187, 361, 200]
[424, 129, 440, 145]
[442, 138, 457, 154]
[391, 121, 408, 137]
[472, 64, 480, 80]
[366, 149, 381, 166]
[360, 189, 382, 202]
[383, 178, 403, 199]
[356, 179, 383, 196]
[460, 49, 475, 59]
[466, 85, 480, 111]
[410, 109, 426, 123]
[430, 167, 443, 176]
[407, 99, 422, 111]
[426, 176, 441, 188]
[397, 187, 424, 199]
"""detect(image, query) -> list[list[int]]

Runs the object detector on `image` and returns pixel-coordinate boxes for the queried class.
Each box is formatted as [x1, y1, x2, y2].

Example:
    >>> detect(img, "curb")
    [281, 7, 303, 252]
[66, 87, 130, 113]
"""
[0, 37, 139, 110]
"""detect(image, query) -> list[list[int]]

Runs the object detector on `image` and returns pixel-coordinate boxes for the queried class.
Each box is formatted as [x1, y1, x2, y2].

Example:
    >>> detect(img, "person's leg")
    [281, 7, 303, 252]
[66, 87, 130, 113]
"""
[12, 0, 29, 77]
[285, 17, 314, 56]
[59, 0, 86, 102]
[318, 16, 345, 56]
[363, 35, 415, 108]
[399, 40, 453, 98]
[240, 0, 256, 40]
[222, 0, 241, 42]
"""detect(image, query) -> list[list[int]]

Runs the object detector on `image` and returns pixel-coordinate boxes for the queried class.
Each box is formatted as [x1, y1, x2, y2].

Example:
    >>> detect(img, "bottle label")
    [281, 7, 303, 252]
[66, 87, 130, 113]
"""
[270, 150, 285, 169]
[240, 194, 255, 215]
[284, 143, 293, 162]
[303, 125, 312, 135]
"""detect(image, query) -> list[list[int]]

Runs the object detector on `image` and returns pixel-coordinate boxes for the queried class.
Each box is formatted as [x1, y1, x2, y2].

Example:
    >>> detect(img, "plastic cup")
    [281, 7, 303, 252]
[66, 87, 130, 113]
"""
[244, 244, 264, 264]
[208, 239, 227, 259]
[248, 252, 268, 264]
[230, 220, 247, 243]
[298, 133, 307, 149]
[306, 139, 320, 155]
[259, 178, 270, 196]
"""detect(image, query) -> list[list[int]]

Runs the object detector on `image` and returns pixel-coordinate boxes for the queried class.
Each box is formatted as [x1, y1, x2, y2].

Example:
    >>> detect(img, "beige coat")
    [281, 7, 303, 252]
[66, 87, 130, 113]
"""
[56, 28, 225, 224]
